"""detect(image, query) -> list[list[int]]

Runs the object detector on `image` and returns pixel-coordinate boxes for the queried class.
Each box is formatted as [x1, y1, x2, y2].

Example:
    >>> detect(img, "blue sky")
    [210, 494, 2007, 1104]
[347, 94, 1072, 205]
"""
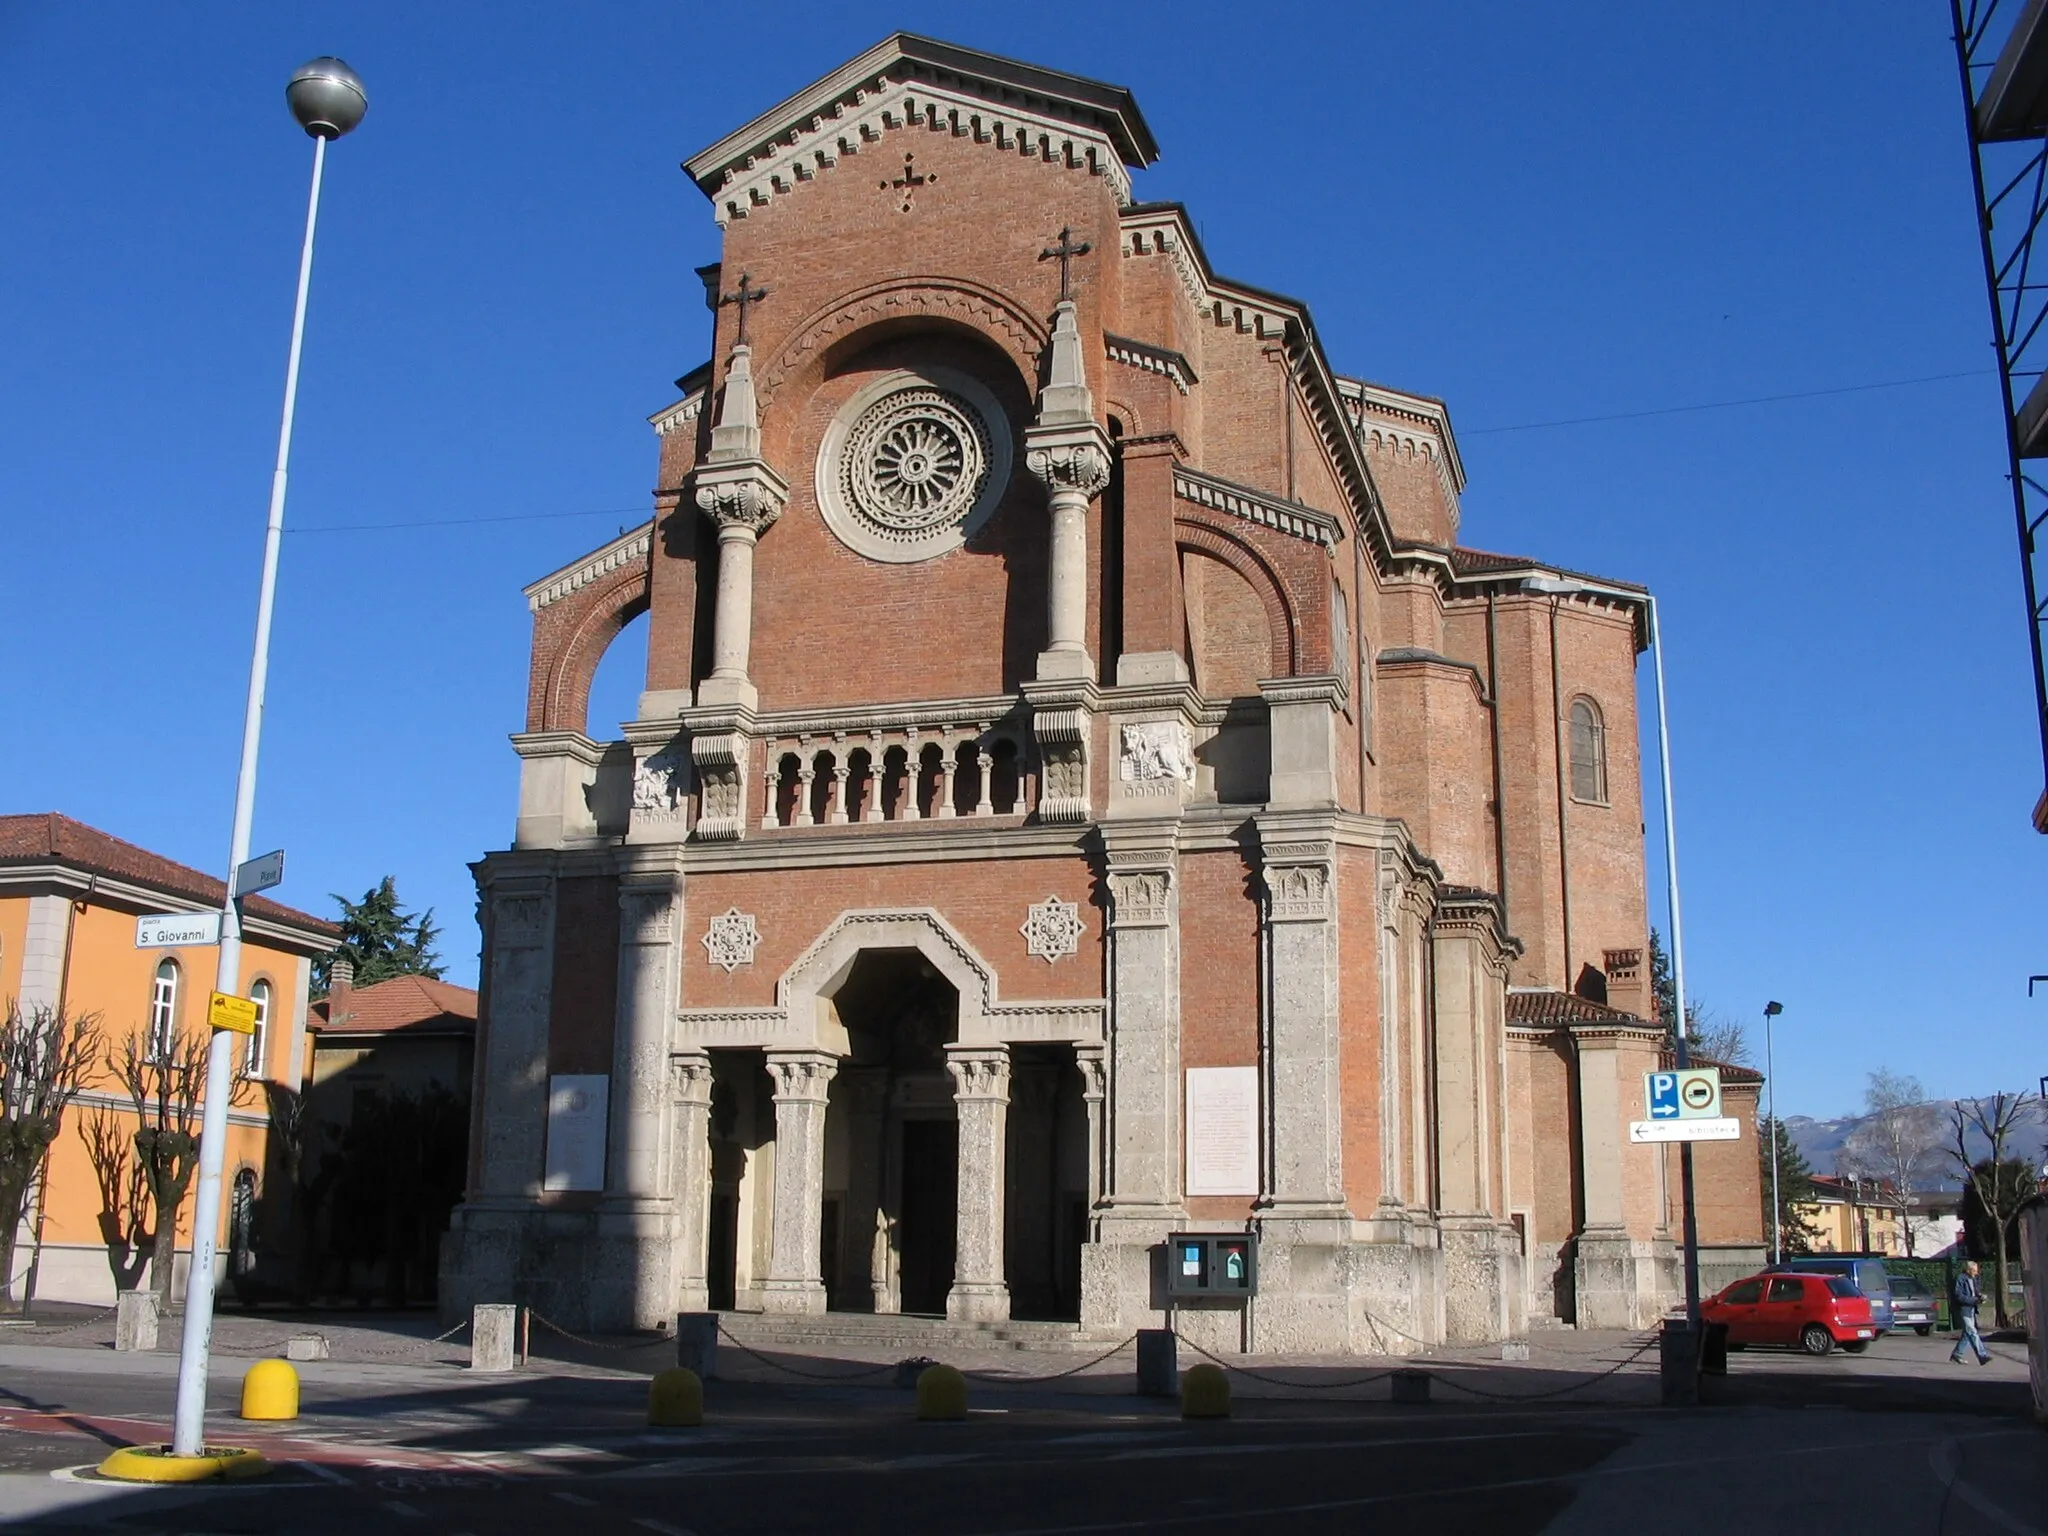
[3, 2, 2040, 1119]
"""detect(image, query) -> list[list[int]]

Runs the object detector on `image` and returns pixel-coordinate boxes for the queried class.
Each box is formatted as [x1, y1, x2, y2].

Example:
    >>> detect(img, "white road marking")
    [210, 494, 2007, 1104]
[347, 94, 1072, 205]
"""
[552, 1491, 598, 1506]
[298, 1461, 351, 1484]
[384, 1501, 423, 1519]
[634, 1521, 695, 1536]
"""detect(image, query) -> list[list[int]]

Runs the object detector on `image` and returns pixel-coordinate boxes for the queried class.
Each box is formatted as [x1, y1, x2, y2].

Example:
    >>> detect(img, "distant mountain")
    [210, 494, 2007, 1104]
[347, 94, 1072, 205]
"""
[1783, 1097, 2048, 1184]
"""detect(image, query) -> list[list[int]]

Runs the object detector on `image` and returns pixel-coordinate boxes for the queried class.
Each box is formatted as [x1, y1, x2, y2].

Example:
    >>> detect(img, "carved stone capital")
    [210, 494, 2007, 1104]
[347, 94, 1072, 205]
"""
[1024, 436, 1112, 499]
[1263, 861, 1333, 923]
[1105, 863, 1174, 928]
[765, 1050, 837, 1103]
[670, 1051, 714, 1107]
[694, 463, 789, 536]
[946, 1045, 1011, 1103]
[619, 886, 676, 944]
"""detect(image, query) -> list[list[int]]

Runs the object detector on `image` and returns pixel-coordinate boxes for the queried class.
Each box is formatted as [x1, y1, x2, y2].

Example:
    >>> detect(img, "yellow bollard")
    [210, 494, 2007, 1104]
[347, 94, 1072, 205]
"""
[648, 1367, 704, 1427]
[240, 1359, 300, 1422]
[1180, 1362, 1230, 1419]
[915, 1363, 967, 1421]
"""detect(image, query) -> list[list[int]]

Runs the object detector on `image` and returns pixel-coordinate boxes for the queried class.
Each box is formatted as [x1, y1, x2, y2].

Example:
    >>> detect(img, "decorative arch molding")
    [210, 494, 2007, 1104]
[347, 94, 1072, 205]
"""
[754, 276, 1049, 419]
[673, 906, 1105, 1052]
[528, 559, 650, 735]
[1174, 518, 1299, 677]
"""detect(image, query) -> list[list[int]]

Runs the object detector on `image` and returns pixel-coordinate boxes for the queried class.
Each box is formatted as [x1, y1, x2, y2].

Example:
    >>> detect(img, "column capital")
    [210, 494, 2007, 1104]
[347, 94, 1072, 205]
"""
[765, 1050, 838, 1102]
[945, 1043, 1011, 1101]
[694, 462, 789, 537]
[670, 1050, 713, 1106]
[1024, 425, 1113, 501]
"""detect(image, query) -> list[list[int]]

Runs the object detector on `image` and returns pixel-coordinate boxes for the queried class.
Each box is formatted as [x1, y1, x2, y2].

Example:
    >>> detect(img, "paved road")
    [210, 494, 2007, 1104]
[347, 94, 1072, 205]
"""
[0, 1327, 2038, 1533]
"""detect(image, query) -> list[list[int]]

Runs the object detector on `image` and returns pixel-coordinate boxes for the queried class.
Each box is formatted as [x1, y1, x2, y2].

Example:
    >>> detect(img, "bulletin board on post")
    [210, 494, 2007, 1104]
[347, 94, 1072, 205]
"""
[1166, 1233, 1258, 1298]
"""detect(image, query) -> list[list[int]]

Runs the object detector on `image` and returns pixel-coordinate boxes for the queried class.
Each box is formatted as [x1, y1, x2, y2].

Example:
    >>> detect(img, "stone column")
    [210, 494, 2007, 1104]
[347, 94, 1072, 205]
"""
[474, 872, 557, 1199]
[946, 1045, 1012, 1323]
[1098, 839, 1182, 1217]
[838, 1070, 890, 1314]
[759, 1051, 837, 1314]
[1255, 818, 1346, 1232]
[671, 1052, 714, 1313]
[1025, 299, 1111, 682]
[693, 343, 788, 711]
[1075, 1045, 1106, 1211]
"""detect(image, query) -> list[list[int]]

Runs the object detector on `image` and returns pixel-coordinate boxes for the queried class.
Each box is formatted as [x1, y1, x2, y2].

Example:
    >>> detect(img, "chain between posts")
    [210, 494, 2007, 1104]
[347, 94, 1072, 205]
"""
[1424, 1331, 1662, 1401]
[961, 1333, 1138, 1382]
[523, 1311, 679, 1354]
[711, 1322, 898, 1380]
[1173, 1329, 1395, 1391]
[5, 1305, 117, 1337]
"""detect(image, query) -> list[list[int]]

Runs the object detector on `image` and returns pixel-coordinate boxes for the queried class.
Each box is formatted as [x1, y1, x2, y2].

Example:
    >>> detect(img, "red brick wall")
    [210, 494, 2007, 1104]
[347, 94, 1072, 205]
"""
[1178, 847, 1261, 1222]
[1339, 848, 1385, 1214]
[548, 875, 619, 1074]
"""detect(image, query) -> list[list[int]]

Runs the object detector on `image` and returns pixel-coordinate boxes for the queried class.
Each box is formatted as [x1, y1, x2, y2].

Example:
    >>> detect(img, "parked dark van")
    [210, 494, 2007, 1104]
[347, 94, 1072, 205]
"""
[1769, 1256, 1895, 1331]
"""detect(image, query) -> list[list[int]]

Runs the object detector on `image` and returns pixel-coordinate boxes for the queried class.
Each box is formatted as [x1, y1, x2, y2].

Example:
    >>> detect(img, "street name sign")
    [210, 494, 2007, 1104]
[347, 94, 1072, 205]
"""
[1628, 1117, 1741, 1144]
[232, 848, 285, 898]
[136, 912, 222, 949]
[1645, 1067, 1723, 1121]
[207, 991, 259, 1035]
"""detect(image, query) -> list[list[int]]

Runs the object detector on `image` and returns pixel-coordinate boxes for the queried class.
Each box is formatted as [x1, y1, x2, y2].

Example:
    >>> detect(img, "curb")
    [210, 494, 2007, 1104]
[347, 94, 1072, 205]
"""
[96, 1445, 273, 1483]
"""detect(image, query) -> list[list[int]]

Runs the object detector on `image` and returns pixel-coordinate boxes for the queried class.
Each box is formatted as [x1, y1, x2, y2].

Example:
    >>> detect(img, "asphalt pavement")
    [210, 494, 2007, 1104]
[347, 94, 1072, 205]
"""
[0, 1316, 2039, 1534]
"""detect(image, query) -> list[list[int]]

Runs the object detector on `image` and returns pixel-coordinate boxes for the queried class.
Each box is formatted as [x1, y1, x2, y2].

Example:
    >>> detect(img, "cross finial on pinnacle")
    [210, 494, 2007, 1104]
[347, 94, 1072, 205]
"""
[718, 271, 769, 347]
[1039, 226, 1092, 303]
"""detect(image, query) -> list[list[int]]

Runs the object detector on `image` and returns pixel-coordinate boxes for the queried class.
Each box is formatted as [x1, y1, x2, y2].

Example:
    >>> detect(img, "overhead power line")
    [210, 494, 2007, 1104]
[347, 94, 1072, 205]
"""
[289, 505, 652, 534]
[1463, 369, 1990, 435]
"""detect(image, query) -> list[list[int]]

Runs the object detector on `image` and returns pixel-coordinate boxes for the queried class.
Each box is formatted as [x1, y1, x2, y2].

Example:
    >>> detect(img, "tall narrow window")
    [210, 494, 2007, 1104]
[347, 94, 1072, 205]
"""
[149, 958, 180, 1059]
[1569, 697, 1607, 804]
[245, 978, 272, 1077]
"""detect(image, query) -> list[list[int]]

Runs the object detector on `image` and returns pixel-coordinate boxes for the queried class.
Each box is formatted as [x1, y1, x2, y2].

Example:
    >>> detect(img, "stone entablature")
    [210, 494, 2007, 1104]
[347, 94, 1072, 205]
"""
[524, 523, 653, 614]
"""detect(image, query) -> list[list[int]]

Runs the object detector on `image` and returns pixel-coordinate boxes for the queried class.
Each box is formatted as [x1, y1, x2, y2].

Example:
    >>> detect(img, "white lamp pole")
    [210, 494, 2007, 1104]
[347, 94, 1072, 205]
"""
[169, 57, 367, 1462]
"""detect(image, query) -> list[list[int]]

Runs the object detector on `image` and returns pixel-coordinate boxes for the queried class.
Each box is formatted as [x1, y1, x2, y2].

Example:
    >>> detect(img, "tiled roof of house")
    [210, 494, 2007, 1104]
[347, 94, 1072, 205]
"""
[0, 812, 336, 934]
[1662, 1049, 1765, 1086]
[1505, 990, 1653, 1027]
[311, 973, 477, 1037]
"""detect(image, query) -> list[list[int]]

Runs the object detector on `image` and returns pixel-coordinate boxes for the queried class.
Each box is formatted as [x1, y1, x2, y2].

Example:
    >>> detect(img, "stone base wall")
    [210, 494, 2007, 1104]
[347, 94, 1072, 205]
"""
[1572, 1230, 1678, 1330]
[440, 1200, 678, 1334]
[1695, 1244, 1766, 1300]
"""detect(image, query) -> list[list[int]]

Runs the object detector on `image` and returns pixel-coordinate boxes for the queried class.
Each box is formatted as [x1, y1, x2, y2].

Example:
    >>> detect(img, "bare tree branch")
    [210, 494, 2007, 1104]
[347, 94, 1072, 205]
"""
[0, 1001, 103, 1309]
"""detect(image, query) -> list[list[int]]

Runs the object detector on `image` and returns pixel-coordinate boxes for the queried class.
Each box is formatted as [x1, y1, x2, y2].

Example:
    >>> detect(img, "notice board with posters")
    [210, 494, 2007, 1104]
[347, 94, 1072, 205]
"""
[1185, 1066, 1259, 1196]
[543, 1074, 609, 1192]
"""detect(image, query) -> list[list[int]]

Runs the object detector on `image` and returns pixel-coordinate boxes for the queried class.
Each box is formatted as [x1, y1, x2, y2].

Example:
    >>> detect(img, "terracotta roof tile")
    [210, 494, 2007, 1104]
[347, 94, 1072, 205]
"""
[0, 813, 336, 934]
[1505, 989, 1653, 1027]
[311, 973, 477, 1037]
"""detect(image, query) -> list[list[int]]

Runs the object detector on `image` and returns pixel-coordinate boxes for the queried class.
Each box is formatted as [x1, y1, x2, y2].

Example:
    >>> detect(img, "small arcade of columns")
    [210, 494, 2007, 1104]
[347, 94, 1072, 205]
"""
[671, 951, 1097, 1323]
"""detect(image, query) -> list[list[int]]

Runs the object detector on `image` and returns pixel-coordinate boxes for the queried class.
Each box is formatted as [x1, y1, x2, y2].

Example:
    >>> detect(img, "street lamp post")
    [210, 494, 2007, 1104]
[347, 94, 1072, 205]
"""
[1764, 999, 1784, 1264]
[1523, 576, 1701, 1324]
[169, 57, 366, 1462]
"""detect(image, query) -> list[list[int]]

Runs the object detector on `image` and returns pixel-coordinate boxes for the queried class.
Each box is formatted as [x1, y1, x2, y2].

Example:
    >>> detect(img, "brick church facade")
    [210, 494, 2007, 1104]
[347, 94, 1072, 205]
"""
[442, 34, 1764, 1350]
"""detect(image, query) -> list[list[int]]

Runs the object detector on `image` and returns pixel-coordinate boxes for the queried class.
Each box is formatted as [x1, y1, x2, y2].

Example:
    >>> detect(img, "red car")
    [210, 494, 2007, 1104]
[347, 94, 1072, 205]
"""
[1703, 1271, 1878, 1356]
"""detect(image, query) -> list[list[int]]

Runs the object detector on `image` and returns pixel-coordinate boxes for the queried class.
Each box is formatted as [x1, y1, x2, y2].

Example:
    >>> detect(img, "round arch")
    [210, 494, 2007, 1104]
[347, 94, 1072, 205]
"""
[528, 561, 650, 735]
[1173, 519, 1299, 677]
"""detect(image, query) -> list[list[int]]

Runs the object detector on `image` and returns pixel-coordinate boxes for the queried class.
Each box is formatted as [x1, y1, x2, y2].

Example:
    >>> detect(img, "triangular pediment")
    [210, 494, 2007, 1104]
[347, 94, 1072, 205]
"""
[683, 32, 1158, 228]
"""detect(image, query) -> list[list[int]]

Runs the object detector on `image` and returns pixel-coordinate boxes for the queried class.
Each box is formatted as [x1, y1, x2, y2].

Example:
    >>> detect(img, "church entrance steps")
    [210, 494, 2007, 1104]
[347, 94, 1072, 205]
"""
[717, 1311, 1091, 1353]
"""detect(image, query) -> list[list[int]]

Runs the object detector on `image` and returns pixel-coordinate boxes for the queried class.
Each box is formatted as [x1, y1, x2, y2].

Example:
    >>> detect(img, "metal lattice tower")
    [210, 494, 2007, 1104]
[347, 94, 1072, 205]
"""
[1951, 0, 2048, 829]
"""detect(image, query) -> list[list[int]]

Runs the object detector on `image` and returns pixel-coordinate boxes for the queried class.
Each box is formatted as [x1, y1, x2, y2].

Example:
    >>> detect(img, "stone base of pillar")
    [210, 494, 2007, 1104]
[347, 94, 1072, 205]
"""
[946, 1281, 1011, 1323]
[756, 1279, 827, 1315]
[1571, 1229, 1677, 1330]
[1439, 1216, 1525, 1343]
[440, 1199, 682, 1334]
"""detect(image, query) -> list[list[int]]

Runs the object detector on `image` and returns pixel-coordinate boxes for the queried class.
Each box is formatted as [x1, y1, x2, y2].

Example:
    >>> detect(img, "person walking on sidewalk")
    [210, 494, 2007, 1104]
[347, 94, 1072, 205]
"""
[1951, 1261, 1991, 1365]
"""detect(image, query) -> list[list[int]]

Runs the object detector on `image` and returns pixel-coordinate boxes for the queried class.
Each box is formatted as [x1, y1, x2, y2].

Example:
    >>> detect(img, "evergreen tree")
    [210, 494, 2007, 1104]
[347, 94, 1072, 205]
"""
[1648, 927, 1679, 1036]
[317, 877, 443, 994]
[1760, 1115, 1821, 1257]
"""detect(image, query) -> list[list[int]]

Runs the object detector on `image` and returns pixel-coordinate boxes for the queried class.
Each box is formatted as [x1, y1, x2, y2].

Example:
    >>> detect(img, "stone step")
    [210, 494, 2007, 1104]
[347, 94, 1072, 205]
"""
[715, 1311, 1092, 1353]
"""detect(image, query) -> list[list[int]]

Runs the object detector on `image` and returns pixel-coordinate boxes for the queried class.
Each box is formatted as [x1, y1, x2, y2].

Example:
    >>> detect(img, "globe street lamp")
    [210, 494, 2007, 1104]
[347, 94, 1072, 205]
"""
[169, 56, 366, 1463]
[1764, 999, 1785, 1263]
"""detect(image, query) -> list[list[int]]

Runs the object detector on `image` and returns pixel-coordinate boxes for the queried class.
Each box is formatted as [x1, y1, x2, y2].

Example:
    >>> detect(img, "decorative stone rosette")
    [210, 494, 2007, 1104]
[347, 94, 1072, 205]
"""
[815, 367, 1012, 563]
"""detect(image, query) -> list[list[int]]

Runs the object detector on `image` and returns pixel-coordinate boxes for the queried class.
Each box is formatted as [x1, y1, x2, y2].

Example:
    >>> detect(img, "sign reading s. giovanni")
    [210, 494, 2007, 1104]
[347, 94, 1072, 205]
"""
[1185, 1066, 1260, 1197]
[135, 912, 222, 949]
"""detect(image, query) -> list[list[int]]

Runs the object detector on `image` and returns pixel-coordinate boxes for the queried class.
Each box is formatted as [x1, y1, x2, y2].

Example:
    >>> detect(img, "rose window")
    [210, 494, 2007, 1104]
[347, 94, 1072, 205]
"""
[816, 369, 1012, 563]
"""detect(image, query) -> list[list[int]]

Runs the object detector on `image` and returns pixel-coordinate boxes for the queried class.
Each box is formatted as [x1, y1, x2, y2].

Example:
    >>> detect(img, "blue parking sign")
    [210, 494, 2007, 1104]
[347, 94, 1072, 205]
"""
[1646, 1072, 1681, 1119]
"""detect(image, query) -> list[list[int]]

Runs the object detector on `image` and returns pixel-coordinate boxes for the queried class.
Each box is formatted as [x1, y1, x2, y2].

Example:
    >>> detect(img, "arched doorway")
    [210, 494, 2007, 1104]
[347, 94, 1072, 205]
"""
[821, 949, 959, 1315]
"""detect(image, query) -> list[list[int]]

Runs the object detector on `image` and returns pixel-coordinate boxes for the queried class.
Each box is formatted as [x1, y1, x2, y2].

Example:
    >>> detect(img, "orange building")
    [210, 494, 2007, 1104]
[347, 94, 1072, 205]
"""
[0, 814, 336, 1305]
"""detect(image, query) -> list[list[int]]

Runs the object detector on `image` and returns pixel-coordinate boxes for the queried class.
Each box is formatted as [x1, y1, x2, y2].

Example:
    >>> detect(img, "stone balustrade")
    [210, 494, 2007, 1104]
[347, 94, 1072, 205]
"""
[758, 715, 1030, 829]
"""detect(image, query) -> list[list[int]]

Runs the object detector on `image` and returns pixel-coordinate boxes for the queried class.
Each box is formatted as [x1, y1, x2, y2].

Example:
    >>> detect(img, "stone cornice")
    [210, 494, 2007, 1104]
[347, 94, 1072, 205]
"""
[681, 820, 1091, 873]
[1174, 466, 1342, 549]
[684, 34, 1155, 227]
[751, 693, 1028, 739]
[648, 385, 708, 438]
[524, 523, 654, 613]
[1104, 332, 1197, 394]
[0, 864, 334, 957]
[1334, 375, 1467, 512]
[510, 730, 608, 767]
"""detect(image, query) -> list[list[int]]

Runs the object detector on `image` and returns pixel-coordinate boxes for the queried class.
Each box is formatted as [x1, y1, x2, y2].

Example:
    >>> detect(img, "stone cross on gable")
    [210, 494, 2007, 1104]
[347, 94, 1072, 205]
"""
[718, 271, 769, 346]
[1039, 226, 1092, 302]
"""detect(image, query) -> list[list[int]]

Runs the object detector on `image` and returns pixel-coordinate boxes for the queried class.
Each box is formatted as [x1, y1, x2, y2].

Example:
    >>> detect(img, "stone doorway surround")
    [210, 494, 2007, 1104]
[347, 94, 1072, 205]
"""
[673, 908, 1106, 1322]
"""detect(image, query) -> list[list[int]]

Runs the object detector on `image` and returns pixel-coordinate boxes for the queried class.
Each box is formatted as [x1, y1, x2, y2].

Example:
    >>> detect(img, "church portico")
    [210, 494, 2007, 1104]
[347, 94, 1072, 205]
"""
[446, 33, 1766, 1350]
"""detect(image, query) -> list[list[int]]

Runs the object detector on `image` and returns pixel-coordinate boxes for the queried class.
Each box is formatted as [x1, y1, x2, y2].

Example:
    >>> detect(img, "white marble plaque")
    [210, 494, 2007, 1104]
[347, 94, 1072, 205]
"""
[543, 1074, 609, 1192]
[1185, 1066, 1259, 1197]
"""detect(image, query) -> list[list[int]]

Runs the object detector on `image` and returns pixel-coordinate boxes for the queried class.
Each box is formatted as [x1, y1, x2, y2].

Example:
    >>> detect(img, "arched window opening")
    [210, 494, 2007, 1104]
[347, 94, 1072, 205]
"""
[915, 743, 945, 820]
[149, 958, 180, 1059]
[989, 738, 1022, 815]
[808, 751, 835, 826]
[848, 748, 878, 822]
[882, 745, 913, 820]
[1569, 697, 1607, 805]
[774, 752, 804, 827]
[245, 978, 272, 1077]
[953, 741, 984, 817]
[584, 605, 649, 742]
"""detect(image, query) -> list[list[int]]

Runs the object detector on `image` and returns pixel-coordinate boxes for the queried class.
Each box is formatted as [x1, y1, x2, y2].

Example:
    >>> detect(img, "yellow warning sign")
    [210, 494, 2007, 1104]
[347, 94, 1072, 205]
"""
[207, 991, 258, 1035]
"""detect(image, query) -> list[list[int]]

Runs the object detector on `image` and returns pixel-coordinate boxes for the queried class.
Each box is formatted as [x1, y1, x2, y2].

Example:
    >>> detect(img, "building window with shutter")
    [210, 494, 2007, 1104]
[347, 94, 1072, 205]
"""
[245, 978, 272, 1077]
[148, 958, 180, 1059]
[1568, 696, 1607, 805]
